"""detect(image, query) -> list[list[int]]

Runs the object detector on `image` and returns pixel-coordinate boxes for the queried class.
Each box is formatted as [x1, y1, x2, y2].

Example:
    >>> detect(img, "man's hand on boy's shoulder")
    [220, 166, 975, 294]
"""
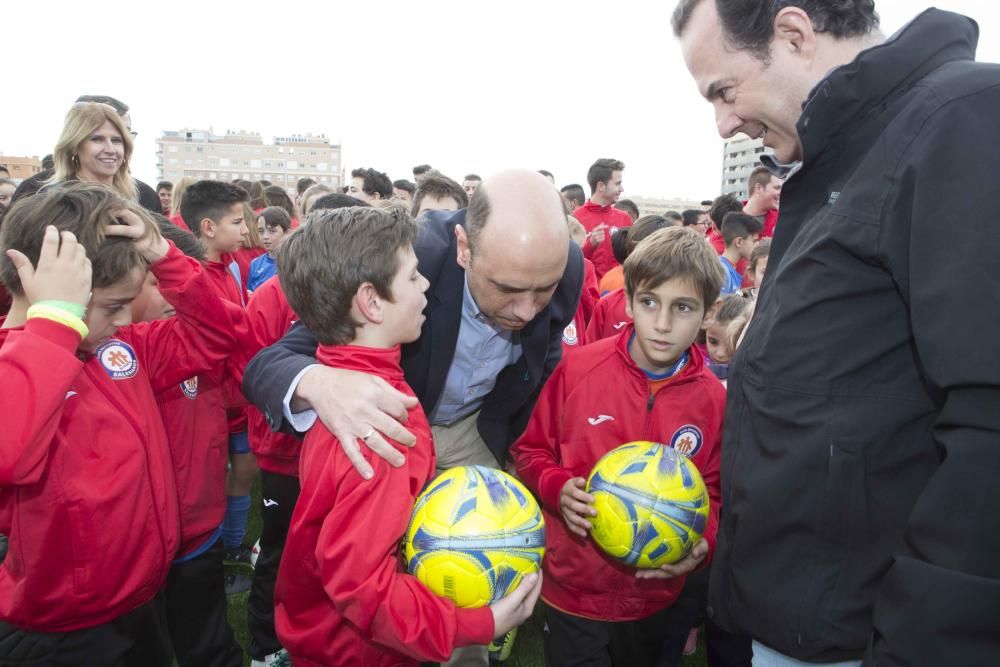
[105, 208, 169, 263]
[298, 366, 419, 480]
[559, 477, 596, 538]
[635, 539, 709, 580]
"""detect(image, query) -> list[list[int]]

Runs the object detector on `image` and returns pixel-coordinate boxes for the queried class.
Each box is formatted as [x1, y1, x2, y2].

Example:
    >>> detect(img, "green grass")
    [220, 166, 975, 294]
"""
[224, 476, 707, 666]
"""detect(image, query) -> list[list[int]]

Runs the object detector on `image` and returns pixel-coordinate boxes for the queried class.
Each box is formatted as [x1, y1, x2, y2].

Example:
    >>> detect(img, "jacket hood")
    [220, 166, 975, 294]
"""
[799, 8, 978, 163]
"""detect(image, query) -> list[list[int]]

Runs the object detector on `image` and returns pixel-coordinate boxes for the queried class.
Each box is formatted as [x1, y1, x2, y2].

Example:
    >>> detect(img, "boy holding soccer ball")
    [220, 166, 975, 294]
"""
[272, 206, 541, 667]
[512, 226, 726, 666]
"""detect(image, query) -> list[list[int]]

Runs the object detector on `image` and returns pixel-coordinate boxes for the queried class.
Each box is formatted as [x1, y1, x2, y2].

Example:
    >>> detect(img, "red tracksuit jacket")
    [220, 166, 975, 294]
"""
[561, 259, 601, 355]
[573, 202, 633, 280]
[511, 327, 723, 621]
[156, 369, 229, 557]
[0, 244, 238, 631]
[274, 344, 494, 666]
[246, 276, 300, 476]
[585, 288, 630, 343]
[203, 254, 251, 433]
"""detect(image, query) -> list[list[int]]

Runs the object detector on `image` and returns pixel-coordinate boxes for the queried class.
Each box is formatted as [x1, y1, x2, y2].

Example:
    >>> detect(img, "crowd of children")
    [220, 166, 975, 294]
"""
[0, 115, 777, 667]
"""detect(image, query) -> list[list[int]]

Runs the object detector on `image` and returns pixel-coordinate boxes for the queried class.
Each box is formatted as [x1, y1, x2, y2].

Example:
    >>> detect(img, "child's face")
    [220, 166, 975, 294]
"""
[258, 218, 287, 255]
[81, 266, 147, 352]
[381, 246, 429, 345]
[704, 319, 735, 364]
[752, 255, 769, 287]
[625, 277, 706, 374]
[131, 272, 174, 323]
[202, 203, 247, 254]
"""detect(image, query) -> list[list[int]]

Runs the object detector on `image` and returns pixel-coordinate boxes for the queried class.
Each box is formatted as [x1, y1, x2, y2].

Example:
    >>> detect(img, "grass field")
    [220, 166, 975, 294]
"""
[224, 477, 707, 666]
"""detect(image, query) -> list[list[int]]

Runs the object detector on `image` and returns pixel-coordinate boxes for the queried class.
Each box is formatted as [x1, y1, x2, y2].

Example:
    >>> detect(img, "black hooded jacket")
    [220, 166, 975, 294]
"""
[709, 9, 1000, 665]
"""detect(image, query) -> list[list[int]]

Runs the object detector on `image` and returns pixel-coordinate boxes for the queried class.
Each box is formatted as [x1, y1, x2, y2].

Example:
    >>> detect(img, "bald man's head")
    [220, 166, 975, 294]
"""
[456, 169, 571, 331]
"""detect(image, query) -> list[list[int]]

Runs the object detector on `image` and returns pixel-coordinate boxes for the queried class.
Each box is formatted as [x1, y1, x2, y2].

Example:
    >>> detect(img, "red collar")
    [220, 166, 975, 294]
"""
[316, 343, 405, 383]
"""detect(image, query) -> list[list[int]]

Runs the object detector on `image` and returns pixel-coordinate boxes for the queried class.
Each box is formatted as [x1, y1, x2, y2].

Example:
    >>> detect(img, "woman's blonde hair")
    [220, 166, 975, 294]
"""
[51, 102, 136, 200]
[170, 176, 196, 217]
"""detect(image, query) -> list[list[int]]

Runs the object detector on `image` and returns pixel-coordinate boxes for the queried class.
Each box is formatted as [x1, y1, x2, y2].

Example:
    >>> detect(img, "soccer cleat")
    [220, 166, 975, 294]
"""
[224, 572, 252, 596]
[250, 648, 291, 667]
[224, 543, 255, 570]
[488, 626, 517, 663]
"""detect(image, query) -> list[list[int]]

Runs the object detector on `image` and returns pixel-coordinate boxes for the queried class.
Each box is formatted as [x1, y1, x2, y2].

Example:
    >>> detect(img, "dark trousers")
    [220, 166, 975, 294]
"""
[656, 567, 752, 667]
[247, 470, 300, 660]
[543, 602, 693, 667]
[0, 594, 171, 667]
[164, 538, 242, 667]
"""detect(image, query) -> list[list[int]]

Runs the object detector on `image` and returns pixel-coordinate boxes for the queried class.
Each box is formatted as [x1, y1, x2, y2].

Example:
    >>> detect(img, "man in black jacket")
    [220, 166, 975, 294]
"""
[243, 168, 582, 475]
[673, 2, 1000, 665]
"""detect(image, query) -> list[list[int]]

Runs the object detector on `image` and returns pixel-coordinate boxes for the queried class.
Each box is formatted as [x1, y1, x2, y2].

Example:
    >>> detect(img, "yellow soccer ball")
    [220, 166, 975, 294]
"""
[586, 441, 709, 568]
[403, 465, 546, 608]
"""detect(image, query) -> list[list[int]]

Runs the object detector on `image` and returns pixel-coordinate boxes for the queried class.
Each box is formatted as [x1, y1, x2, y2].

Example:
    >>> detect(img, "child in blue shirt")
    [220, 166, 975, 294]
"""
[718, 212, 761, 295]
[248, 207, 292, 293]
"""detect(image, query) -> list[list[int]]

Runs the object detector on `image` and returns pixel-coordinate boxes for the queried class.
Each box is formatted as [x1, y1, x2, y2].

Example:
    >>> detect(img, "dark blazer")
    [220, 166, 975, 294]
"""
[242, 208, 584, 464]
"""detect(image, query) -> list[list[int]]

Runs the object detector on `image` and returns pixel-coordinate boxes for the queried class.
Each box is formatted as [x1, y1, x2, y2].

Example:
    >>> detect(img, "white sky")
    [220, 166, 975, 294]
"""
[2, 1, 997, 199]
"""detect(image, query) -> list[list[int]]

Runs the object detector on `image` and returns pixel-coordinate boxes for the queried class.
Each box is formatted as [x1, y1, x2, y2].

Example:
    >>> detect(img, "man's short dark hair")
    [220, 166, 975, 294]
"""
[701, 199, 714, 207]
[277, 206, 418, 346]
[671, 0, 879, 61]
[412, 164, 433, 177]
[296, 177, 317, 196]
[311, 193, 371, 211]
[664, 210, 684, 225]
[465, 186, 491, 252]
[74, 94, 129, 116]
[156, 181, 173, 192]
[721, 211, 763, 246]
[682, 209, 705, 226]
[614, 199, 639, 221]
[709, 193, 743, 227]
[463, 174, 482, 183]
[586, 158, 625, 194]
[538, 169, 554, 180]
[181, 180, 250, 238]
[611, 228, 630, 264]
[393, 179, 416, 195]
[748, 165, 776, 195]
[42, 155, 55, 170]
[412, 173, 468, 217]
[560, 184, 587, 209]
[350, 168, 393, 199]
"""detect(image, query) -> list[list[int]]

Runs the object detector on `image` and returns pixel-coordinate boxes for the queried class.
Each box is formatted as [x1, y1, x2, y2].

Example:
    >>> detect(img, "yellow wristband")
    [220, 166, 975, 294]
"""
[26, 304, 89, 340]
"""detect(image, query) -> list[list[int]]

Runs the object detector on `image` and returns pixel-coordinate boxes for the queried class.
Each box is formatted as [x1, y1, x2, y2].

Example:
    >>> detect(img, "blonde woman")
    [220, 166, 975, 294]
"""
[169, 176, 196, 229]
[49, 102, 137, 200]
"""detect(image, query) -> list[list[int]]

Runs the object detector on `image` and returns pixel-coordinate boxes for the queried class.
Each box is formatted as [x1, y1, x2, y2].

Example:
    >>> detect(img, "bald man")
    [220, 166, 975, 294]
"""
[244, 169, 583, 471]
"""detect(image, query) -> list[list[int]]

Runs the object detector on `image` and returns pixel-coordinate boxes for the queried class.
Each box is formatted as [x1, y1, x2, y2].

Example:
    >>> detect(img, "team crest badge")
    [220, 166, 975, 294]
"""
[669, 425, 703, 458]
[95, 340, 139, 380]
[180, 376, 199, 399]
[563, 319, 579, 346]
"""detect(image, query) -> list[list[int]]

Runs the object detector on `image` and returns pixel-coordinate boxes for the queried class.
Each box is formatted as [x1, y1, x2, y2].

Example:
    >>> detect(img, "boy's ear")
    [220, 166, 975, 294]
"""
[354, 282, 384, 325]
[624, 292, 634, 320]
[199, 218, 215, 239]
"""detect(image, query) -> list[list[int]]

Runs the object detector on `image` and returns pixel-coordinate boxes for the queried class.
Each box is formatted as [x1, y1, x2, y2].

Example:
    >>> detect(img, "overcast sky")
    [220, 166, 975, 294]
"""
[2, 1, 996, 199]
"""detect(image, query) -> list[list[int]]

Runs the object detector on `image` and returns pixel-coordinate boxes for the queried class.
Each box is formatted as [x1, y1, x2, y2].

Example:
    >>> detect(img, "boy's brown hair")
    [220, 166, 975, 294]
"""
[624, 226, 724, 311]
[276, 206, 418, 346]
[0, 182, 159, 296]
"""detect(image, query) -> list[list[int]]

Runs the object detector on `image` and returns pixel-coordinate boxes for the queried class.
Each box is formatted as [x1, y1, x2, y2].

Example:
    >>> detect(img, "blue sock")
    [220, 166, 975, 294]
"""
[222, 494, 251, 551]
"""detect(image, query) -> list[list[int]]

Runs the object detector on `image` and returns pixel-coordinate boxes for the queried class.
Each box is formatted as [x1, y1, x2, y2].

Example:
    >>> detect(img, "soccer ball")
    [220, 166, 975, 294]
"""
[403, 465, 546, 608]
[586, 441, 709, 568]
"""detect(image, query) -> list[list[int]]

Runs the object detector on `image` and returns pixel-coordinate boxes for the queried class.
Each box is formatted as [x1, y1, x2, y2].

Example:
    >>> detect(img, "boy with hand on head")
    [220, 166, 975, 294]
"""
[248, 206, 292, 293]
[718, 212, 762, 296]
[512, 226, 725, 667]
[273, 206, 542, 666]
[182, 180, 258, 569]
[131, 219, 244, 666]
[0, 183, 241, 665]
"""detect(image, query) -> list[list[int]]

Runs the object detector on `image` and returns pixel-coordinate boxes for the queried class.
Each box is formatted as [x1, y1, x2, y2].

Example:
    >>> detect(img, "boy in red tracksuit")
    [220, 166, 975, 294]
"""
[272, 206, 541, 667]
[132, 221, 244, 667]
[561, 258, 599, 354]
[573, 158, 633, 280]
[244, 274, 302, 664]
[181, 180, 258, 568]
[0, 184, 239, 664]
[512, 226, 726, 667]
